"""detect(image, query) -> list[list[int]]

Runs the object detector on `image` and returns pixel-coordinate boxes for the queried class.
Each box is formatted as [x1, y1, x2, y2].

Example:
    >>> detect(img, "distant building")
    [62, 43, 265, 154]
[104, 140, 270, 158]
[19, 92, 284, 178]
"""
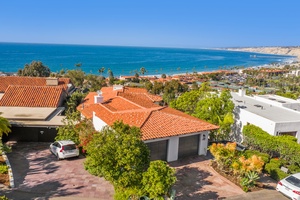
[232, 89, 300, 143]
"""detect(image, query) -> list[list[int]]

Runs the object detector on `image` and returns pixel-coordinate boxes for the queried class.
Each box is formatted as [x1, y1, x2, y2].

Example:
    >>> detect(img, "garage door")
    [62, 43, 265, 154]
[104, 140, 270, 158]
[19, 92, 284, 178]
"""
[178, 135, 199, 159]
[146, 140, 168, 161]
[5, 127, 57, 142]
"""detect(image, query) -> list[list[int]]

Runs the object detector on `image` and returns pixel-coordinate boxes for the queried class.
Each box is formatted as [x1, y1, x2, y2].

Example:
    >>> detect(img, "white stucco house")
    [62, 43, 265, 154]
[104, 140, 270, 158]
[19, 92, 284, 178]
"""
[77, 86, 218, 162]
[232, 89, 300, 143]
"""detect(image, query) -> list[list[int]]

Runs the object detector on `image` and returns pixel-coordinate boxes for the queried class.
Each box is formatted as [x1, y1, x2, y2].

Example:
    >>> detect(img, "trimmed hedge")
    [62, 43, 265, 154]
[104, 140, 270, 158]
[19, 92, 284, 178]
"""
[243, 125, 300, 167]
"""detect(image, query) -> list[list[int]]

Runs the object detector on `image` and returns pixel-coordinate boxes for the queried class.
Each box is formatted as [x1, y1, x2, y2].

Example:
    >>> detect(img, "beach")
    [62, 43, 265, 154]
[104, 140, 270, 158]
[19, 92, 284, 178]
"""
[225, 46, 300, 61]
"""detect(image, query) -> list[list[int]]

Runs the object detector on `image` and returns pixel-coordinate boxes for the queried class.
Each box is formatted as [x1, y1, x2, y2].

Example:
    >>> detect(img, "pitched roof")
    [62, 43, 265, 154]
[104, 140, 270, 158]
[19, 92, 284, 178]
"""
[0, 76, 71, 93]
[141, 107, 218, 140]
[0, 85, 64, 107]
[78, 86, 218, 140]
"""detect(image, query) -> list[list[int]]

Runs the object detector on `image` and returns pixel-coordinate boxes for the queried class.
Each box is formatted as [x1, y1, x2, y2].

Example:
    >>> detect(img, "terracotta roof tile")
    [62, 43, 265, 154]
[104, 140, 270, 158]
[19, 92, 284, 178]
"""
[77, 86, 219, 140]
[141, 108, 219, 140]
[102, 97, 142, 111]
[0, 85, 64, 107]
[0, 76, 71, 93]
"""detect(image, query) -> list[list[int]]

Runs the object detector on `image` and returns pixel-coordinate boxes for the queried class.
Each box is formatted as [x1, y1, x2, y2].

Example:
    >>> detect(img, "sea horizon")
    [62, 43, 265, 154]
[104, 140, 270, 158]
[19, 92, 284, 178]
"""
[0, 42, 296, 77]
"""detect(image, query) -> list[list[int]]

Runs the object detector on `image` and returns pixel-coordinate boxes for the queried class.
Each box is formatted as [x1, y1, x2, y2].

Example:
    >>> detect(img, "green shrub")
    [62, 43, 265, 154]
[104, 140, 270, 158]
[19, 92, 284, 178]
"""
[270, 168, 288, 181]
[269, 158, 281, 166]
[288, 164, 300, 174]
[243, 150, 270, 164]
[0, 195, 9, 200]
[243, 124, 300, 167]
[0, 164, 8, 174]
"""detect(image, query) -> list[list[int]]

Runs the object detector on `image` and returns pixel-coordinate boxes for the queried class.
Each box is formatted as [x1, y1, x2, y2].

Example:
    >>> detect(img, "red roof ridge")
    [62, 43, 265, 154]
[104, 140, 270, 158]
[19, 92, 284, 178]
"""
[113, 95, 146, 109]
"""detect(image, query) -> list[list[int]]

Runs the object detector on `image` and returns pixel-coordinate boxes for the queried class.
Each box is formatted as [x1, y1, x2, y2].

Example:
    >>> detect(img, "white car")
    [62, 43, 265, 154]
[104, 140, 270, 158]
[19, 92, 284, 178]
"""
[276, 172, 300, 200]
[49, 140, 79, 160]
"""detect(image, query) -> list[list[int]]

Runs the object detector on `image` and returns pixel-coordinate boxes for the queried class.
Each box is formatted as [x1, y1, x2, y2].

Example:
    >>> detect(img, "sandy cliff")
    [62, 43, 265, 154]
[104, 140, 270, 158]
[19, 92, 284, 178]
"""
[226, 47, 300, 60]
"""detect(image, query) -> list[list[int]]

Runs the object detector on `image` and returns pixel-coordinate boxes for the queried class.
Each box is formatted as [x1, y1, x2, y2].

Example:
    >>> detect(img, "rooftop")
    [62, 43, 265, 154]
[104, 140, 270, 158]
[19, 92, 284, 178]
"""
[78, 86, 218, 140]
[0, 85, 64, 107]
[231, 92, 300, 123]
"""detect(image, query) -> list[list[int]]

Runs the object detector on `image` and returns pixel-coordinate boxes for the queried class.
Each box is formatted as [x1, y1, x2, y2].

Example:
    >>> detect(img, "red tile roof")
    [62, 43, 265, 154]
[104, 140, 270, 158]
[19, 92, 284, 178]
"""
[0, 85, 64, 107]
[0, 76, 71, 93]
[78, 86, 218, 140]
[141, 107, 218, 140]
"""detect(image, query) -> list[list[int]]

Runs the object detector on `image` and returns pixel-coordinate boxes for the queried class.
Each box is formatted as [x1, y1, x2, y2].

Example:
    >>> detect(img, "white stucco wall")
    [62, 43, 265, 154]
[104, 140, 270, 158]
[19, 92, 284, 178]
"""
[275, 122, 300, 142]
[236, 108, 300, 142]
[92, 112, 108, 131]
[199, 131, 209, 155]
[237, 108, 276, 136]
[167, 137, 179, 162]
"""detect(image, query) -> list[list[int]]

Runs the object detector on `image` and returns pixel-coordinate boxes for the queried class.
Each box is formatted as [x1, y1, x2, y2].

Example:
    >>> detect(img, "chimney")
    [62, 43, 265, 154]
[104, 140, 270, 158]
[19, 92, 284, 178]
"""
[94, 90, 104, 104]
[46, 78, 59, 86]
[238, 89, 246, 97]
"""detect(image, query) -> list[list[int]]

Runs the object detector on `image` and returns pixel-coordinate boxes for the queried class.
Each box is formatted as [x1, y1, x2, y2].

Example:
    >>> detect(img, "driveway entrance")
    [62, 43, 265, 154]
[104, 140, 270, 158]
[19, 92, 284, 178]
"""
[0, 142, 114, 200]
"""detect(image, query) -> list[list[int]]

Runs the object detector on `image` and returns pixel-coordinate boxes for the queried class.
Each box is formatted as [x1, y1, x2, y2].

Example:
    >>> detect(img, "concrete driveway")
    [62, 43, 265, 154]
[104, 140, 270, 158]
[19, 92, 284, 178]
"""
[0, 142, 114, 200]
[169, 155, 288, 200]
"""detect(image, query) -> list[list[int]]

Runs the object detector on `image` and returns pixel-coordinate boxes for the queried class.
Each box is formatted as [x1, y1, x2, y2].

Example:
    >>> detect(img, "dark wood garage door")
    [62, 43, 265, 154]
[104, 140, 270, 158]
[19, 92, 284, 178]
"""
[4, 127, 57, 142]
[178, 135, 199, 159]
[146, 140, 168, 161]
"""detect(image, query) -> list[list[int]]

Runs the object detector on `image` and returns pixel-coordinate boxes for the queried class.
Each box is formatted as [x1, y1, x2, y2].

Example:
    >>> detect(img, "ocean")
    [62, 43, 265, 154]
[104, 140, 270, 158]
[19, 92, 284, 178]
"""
[0, 42, 295, 77]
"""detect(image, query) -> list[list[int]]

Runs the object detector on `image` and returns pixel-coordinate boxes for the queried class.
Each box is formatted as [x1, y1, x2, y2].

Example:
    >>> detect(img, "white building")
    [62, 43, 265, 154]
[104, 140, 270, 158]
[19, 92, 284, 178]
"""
[78, 86, 218, 162]
[231, 89, 300, 143]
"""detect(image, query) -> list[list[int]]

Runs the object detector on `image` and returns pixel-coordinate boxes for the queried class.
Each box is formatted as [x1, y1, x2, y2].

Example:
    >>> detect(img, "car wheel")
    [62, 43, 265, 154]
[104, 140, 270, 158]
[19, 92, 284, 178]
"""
[56, 153, 61, 160]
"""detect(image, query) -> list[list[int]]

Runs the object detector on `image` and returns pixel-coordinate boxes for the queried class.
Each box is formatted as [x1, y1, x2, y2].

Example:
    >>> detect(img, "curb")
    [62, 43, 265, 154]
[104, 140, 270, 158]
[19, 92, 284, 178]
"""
[2, 152, 14, 188]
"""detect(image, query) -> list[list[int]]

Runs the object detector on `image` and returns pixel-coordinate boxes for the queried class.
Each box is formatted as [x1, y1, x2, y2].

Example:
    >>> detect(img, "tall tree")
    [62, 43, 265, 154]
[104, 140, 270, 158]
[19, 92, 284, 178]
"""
[98, 67, 105, 77]
[65, 69, 85, 87]
[85, 121, 150, 188]
[171, 89, 234, 140]
[140, 67, 147, 76]
[107, 68, 115, 85]
[17, 61, 51, 77]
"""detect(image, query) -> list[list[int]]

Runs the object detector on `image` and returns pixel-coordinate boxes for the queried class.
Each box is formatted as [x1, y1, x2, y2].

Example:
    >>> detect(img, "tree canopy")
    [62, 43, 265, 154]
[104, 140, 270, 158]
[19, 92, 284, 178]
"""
[84, 121, 150, 188]
[17, 61, 51, 77]
[171, 87, 234, 140]
[84, 121, 176, 199]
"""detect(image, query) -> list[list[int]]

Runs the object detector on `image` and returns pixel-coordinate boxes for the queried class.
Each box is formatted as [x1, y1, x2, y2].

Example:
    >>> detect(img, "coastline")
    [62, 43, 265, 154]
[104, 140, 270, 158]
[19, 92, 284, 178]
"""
[223, 46, 300, 61]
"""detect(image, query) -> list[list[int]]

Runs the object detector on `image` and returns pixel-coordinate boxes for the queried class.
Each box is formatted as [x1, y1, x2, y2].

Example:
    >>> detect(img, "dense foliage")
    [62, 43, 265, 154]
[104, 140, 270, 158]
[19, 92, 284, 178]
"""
[210, 142, 264, 191]
[85, 121, 150, 188]
[141, 161, 176, 199]
[0, 114, 11, 138]
[171, 87, 234, 140]
[17, 61, 50, 77]
[84, 121, 176, 200]
[243, 124, 300, 180]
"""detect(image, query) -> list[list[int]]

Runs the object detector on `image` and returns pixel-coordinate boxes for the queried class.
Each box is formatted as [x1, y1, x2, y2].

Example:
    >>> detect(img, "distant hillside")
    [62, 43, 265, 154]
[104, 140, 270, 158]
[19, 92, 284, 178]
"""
[225, 46, 300, 60]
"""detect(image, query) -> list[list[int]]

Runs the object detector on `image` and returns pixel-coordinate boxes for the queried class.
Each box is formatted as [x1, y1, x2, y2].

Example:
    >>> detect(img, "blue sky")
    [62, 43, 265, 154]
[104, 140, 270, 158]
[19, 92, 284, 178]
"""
[1, 0, 300, 48]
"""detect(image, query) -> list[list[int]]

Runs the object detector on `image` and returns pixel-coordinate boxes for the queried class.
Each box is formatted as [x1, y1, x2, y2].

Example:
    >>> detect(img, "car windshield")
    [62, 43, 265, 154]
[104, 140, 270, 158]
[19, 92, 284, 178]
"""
[286, 176, 300, 188]
[63, 144, 77, 150]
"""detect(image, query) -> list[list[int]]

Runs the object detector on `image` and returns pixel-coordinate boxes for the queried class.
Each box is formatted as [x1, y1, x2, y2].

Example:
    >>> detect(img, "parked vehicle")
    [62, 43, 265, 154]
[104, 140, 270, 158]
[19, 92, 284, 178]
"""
[276, 172, 300, 200]
[49, 140, 79, 160]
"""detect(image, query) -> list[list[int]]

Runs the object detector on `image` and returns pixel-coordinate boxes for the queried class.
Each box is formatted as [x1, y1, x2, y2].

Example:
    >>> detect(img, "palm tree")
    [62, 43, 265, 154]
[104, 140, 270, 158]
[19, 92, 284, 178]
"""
[140, 67, 147, 76]
[98, 67, 105, 76]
